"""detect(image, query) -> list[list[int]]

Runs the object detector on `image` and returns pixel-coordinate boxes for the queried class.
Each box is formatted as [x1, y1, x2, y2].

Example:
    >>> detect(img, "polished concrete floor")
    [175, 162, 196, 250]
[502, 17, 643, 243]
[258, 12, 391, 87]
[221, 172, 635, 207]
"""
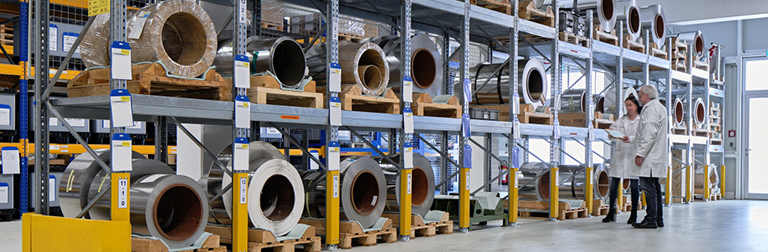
[0, 200, 766, 251]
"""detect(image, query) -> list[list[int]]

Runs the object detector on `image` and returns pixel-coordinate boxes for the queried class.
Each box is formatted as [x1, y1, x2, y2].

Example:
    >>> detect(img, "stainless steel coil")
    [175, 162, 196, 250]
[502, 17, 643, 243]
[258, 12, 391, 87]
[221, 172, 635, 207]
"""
[368, 34, 443, 97]
[470, 59, 549, 108]
[567, 0, 616, 33]
[639, 4, 666, 46]
[615, 0, 641, 41]
[593, 95, 606, 113]
[677, 30, 705, 59]
[204, 141, 283, 224]
[604, 86, 639, 115]
[214, 36, 307, 89]
[560, 89, 587, 113]
[517, 162, 610, 200]
[517, 162, 550, 200]
[59, 149, 147, 218]
[673, 98, 685, 127]
[306, 41, 390, 96]
[244, 159, 304, 236]
[301, 156, 387, 228]
[693, 97, 707, 128]
[373, 153, 436, 217]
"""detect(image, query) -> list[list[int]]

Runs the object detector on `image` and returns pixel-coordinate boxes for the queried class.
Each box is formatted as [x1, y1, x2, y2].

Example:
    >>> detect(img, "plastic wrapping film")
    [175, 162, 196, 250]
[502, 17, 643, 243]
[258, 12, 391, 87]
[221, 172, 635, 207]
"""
[80, 13, 111, 68]
[127, 0, 217, 77]
[306, 41, 389, 96]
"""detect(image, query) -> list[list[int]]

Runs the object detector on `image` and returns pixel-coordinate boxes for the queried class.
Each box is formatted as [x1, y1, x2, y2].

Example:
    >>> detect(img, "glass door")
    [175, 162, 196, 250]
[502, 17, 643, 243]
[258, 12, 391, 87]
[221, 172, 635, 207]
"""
[743, 57, 768, 199]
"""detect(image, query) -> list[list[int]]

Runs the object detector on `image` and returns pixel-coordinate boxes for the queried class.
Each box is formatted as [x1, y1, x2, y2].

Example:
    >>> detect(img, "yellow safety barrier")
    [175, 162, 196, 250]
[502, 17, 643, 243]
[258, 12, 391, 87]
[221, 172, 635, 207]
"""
[399, 169, 412, 236]
[232, 172, 249, 252]
[549, 167, 559, 220]
[22, 213, 131, 252]
[508, 168, 518, 224]
[325, 170, 340, 245]
[459, 167, 470, 228]
[585, 167, 593, 215]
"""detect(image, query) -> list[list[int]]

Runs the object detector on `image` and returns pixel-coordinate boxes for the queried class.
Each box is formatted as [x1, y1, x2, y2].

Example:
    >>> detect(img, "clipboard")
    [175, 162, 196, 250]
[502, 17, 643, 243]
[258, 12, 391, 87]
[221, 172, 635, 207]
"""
[604, 129, 626, 139]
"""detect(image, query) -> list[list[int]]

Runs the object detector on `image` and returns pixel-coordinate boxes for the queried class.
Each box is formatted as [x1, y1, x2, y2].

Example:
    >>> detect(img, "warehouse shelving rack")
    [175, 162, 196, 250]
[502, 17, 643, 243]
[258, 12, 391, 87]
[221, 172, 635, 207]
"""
[22, 0, 725, 250]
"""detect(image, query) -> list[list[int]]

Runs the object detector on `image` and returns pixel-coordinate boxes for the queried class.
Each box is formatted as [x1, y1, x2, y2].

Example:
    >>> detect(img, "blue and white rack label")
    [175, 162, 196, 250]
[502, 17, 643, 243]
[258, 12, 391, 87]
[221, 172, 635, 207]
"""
[234, 138, 249, 172]
[463, 78, 472, 103]
[62, 32, 80, 54]
[110, 89, 134, 127]
[49, 24, 58, 51]
[111, 42, 132, 80]
[234, 55, 250, 89]
[118, 178, 128, 208]
[553, 120, 561, 140]
[309, 150, 320, 170]
[403, 142, 413, 169]
[512, 94, 520, 115]
[128, 11, 151, 39]
[1, 147, 20, 174]
[0, 104, 9, 126]
[402, 76, 413, 103]
[404, 107, 414, 134]
[462, 113, 471, 138]
[513, 120, 521, 139]
[463, 144, 472, 169]
[330, 96, 342, 126]
[328, 141, 340, 171]
[111, 134, 132, 172]
[329, 63, 341, 92]
[0, 183, 7, 204]
[235, 96, 251, 129]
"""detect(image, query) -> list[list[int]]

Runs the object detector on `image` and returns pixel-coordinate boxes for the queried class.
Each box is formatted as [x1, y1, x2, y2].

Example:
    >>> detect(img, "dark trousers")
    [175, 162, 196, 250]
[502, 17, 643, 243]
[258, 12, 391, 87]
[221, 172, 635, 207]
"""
[639, 176, 663, 222]
[607, 177, 639, 213]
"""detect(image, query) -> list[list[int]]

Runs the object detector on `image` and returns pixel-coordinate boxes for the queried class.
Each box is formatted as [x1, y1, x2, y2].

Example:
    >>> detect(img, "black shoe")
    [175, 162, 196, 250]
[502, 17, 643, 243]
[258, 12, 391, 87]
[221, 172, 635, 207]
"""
[602, 208, 616, 223]
[632, 221, 658, 229]
[626, 214, 637, 224]
[657, 219, 664, 227]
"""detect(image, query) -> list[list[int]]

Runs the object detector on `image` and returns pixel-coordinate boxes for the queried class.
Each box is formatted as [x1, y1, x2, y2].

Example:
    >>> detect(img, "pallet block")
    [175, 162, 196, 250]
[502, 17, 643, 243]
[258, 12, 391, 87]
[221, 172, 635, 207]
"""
[519, 1, 555, 27]
[410, 93, 461, 118]
[559, 32, 589, 47]
[205, 225, 321, 252]
[693, 60, 708, 71]
[299, 218, 397, 249]
[132, 234, 226, 252]
[648, 42, 669, 60]
[67, 63, 232, 101]
[594, 26, 618, 46]
[623, 36, 645, 53]
[592, 199, 609, 216]
[244, 75, 323, 108]
[558, 112, 614, 129]
[381, 212, 453, 239]
[467, 0, 512, 15]
[338, 84, 400, 114]
[518, 200, 588, 220]
[261, 21, 284, 31]
[518, 104, 552, 125]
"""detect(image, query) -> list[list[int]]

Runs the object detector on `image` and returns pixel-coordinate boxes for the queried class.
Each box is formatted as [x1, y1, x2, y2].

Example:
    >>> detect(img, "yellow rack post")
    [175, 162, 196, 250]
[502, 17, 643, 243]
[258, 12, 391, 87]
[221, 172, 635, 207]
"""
[549, 167, 559, 220]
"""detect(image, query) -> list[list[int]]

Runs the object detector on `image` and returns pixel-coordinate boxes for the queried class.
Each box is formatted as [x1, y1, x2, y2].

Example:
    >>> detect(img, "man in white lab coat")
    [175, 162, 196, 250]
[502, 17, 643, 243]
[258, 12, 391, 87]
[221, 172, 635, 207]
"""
[632, 85, 668, 229]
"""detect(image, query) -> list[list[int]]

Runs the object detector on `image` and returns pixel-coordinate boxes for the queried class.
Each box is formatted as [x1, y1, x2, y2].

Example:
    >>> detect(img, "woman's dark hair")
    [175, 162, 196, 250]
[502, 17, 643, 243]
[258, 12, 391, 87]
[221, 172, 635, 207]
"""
[626, 94, 642, 115]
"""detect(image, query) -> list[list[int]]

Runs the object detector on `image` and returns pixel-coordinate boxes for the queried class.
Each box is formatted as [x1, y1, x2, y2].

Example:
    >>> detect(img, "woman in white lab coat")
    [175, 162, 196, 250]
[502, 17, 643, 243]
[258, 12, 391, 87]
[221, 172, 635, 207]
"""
[602, 94, 641, 224]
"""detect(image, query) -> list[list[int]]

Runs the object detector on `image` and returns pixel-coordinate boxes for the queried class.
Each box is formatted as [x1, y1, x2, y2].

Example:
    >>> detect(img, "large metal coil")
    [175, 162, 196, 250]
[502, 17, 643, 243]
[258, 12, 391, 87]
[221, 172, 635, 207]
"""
[470, 59, 549, 108]
[214, 36, 307, 88]
[301, 156, 387, 228]
[560, 89, 587, 113]
[62, 154, 208, 249]
[615, 0, 641, 41]
[80, 13, 111, 68]
[593, 95, 606, 113]
[639, 4, 666, 46]
[604, 86, 639, 115]
[127, 0, 217, 77]
[517, 162, 610, 200]
[373, 153, 436, 217]
[673, 98, 685, 127]
[695, 163, 719, 193]
[367, 34, 443, 97]
[306, 41, 390, 96]
[693, 97, 707, 128]
[204, 142, 280, 221]
[677, 31, 705, 59]
[59, 149, 147, 218]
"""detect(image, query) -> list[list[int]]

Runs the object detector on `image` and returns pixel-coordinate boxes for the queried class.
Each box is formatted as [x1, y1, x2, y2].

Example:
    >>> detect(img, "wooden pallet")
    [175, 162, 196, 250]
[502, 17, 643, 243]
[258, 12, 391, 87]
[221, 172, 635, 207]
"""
[518, 200, 588, 220]
[244, 75, 323, 108]
[519, 1, 555, 27]
[339, 34, 364, 43]
[591, 199, 609, 216]
[382, 212, 453, 239]
[671, 59, 687, 72]
[693, 60, 708, 71]
[261, 21, 284, 31]
[464, 0, 512, 14]
[519, 110, 553, 125]
[648, 42, 669, 60]
[205, 225, 321, 252]
[299, 218, 397, 249]
[557, 112, 614, 129]
[67, 63, 232, 101]
[558, 32, 589, 47]
[623, 36, 645, 53]
[338, 84, 400, 114]
[410, 93, 461, 118]
[0, 24, 12, 47]
[593, 26, 618, 46]
[672, 127, 687, 135]
[132, 234, 226, 252]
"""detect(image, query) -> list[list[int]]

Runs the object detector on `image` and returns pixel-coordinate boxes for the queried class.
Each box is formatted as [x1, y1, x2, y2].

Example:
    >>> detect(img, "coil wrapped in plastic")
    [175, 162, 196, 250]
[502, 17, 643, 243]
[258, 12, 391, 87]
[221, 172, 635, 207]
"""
[127, 0, 217, 77]
[306, 41, 390, 96]
[80, 13, 111, 68]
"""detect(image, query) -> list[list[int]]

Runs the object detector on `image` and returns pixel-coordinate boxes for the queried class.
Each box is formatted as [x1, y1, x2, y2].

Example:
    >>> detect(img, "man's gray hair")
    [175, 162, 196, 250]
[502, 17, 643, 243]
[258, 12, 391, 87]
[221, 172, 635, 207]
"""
[638, 85, 658, 99]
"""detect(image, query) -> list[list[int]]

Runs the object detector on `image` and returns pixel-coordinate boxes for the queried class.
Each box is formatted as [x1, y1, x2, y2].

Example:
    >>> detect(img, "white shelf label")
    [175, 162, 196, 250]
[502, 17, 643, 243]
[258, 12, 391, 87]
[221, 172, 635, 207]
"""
[128, 11, 150, 39]
[0, 185, 7, 204]
[0, 106, 9, 126]
[465, 170, 470, 191]
[235, 99, 251, 129]
[403, 77, 413, 103]
[407, 173, 412, 195]
[111, 138, 132, 172]
[48, 176, 56, 202]
[234, 142, 249, 172]
[111, 42, 132, 80]
[117, 178, 128, 208]
[239, 177, 247, 204]
[1, 148, 20, 174]
[329, 63, 341, 92]
[404, 146, 413, 169]
[330, 98, 342, 126]
[333, 174, 339, 198]
[234, 57, 250, 89]
[328, 145, 340, 171]
[110, 94, 134, 128]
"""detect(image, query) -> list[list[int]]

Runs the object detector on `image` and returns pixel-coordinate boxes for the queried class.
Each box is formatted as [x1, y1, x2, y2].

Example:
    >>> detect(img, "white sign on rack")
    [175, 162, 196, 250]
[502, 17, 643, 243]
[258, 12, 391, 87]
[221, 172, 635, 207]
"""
[118, 178, 128, 208]
[1, 147, 20, 174]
